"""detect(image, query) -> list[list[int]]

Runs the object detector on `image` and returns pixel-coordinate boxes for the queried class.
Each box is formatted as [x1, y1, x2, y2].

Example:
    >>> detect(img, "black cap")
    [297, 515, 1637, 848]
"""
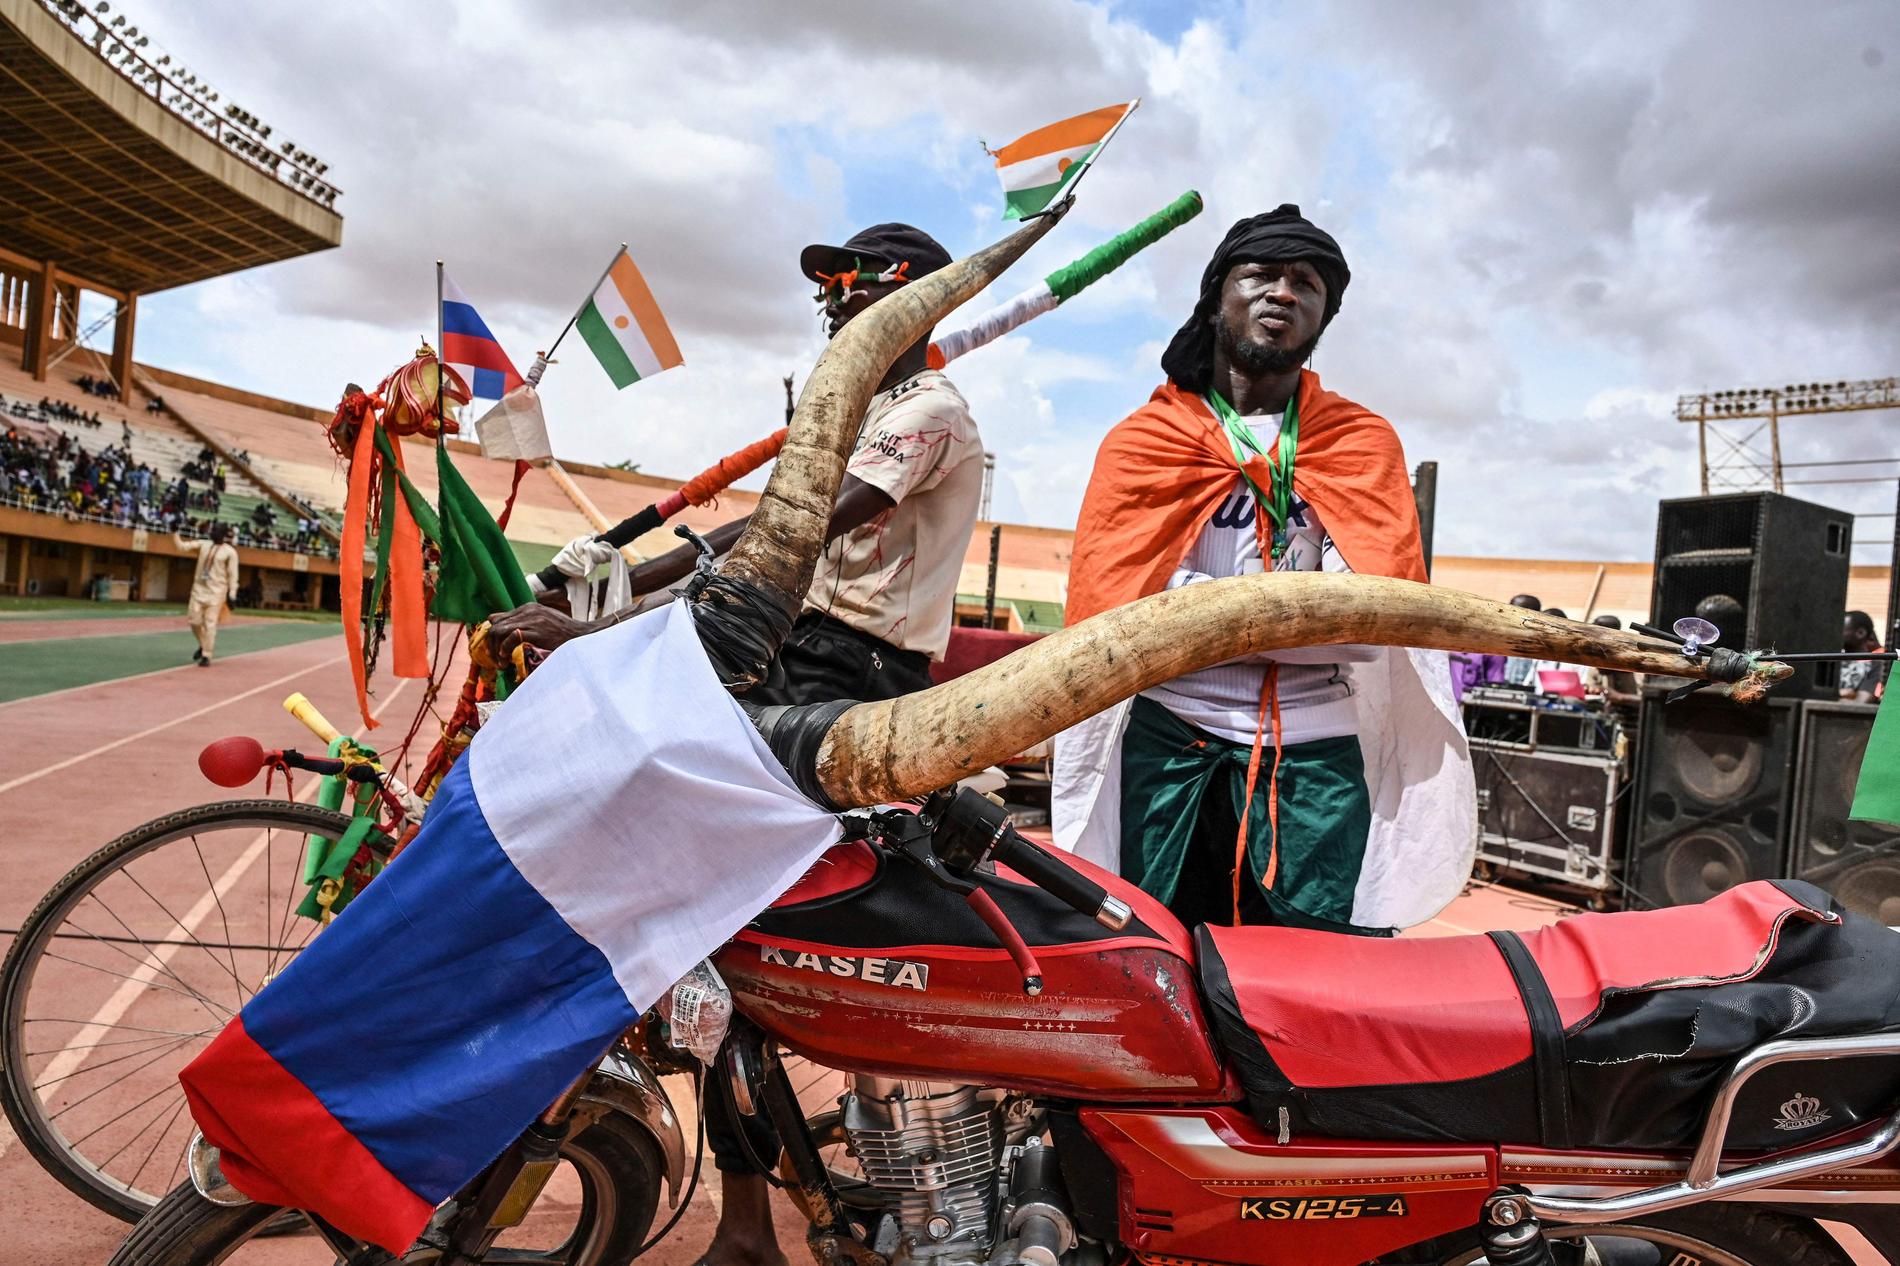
[800, 223, 952, 284]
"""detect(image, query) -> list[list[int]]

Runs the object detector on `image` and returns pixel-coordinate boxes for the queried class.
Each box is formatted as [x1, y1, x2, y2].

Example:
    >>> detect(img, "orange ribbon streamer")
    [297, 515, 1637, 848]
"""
[339, 416, 379, 729]
[384, 439, 428, 680]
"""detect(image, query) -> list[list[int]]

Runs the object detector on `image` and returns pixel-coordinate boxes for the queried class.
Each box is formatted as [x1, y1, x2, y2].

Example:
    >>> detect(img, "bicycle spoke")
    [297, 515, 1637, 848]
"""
[70, 896, 232, 1021]
[190, 832, 249, 1010]
[49, 1035, 195, 1127]
[72, 895, 229, 1006]
[26, 1030, 209, 1057]
[123, 864, 249, 1004]
[267, 831, 311, 985]
[263, 822, 277, 982]
[95, 1086, 188, 1173]
[33, 1029, 210, 1092]
[289, 918, 318, 956]
[43, 931, 309, 952]
[25, 1018, 213, 1038]
[63, 1071, 189, 1147]
[126, 1095, 192, 1191]
[37, 947, 234, 1013]
[167, 1122, 187, 1191]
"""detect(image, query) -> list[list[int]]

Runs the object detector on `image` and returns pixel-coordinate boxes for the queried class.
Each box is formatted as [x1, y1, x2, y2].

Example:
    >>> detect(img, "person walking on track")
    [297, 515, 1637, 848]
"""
[174, 522, 239, 666]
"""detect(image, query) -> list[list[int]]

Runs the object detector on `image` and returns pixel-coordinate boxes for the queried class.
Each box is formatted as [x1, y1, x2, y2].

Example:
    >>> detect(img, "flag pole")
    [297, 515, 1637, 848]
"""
[542, 243, 628, 363]
[530, 243, 644, 560]
[1049, 97, 1140, 208]
[434, 259, 445, 446]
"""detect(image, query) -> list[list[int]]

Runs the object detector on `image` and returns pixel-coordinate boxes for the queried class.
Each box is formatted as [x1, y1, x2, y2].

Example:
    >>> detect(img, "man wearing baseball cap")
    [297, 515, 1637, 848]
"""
[490, 221, 985, 706]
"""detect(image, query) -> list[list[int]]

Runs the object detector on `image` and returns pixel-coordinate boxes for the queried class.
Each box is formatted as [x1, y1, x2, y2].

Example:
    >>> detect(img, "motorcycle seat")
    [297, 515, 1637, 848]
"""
[1196, 880, 1900, 1150]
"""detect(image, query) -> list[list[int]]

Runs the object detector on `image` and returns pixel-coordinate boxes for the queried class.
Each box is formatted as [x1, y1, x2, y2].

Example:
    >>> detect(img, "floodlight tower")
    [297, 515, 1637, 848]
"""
[1675, 377, 1900, 493]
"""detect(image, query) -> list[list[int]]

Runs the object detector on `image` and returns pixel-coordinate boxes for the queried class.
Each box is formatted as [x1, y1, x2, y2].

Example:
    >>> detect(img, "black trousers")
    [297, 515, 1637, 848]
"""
[744, 610, 934, 707]
[705, 611, 933, 1174]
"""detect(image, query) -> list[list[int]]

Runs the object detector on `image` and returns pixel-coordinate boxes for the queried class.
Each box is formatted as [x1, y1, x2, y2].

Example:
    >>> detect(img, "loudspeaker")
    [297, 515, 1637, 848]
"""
[1792, 701, 1900, 925]
[1629, 693, 1800, 908]
[1650, 492, 1852, 698]
[1472, 743, 1622, 896]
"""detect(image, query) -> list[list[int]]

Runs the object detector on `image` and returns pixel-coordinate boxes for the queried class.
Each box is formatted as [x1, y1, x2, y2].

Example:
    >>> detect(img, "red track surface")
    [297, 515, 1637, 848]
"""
[0, 615, 279, 645]
[0, 625, 1880, 1264]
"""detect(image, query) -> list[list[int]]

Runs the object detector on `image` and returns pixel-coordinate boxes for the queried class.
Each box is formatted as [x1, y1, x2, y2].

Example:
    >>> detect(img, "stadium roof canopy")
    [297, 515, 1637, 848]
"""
[0, 0, 342, 296]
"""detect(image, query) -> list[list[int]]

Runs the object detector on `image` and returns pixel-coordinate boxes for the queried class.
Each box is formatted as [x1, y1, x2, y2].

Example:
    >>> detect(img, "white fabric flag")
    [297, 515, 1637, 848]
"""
[474, 383, 553, 462]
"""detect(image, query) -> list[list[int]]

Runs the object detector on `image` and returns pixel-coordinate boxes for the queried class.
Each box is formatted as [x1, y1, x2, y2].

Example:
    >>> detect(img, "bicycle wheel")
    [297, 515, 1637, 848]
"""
[1, 799, 396, 1223]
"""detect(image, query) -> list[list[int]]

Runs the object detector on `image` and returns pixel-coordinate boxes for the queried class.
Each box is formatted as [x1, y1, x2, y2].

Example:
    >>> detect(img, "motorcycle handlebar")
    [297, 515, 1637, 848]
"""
[932, 788, 1132, 932]
[990, 830, 1132, 932]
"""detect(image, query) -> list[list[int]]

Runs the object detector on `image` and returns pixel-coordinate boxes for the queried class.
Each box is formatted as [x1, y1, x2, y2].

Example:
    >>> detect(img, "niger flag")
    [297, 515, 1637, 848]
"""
[990, 101, 1136, 219]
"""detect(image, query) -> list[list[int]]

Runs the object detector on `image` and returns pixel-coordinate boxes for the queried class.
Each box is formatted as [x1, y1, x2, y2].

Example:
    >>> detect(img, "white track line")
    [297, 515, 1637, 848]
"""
[0, 657, 342, 797]
[0, 678, 414, 1165]
[0, 629, 342, 713]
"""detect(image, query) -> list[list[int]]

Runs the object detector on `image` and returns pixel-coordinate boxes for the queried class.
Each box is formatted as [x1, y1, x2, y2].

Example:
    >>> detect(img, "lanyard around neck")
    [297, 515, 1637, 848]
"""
[1207, 388, 1300, 559]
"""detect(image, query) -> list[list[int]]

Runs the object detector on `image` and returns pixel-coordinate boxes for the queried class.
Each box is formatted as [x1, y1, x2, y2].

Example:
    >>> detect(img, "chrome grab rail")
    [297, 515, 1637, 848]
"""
[1527, 1031, 1900, 1224]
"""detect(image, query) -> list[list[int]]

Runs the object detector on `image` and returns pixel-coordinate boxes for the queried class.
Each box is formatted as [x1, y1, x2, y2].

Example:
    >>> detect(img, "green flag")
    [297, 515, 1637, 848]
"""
[432, 443, 535, 624]
[1850, 686, 1900, 824]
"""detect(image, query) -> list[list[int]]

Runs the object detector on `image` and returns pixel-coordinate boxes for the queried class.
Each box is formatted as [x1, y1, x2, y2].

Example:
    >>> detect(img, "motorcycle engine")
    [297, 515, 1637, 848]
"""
[839, 1077, 1066, 1266]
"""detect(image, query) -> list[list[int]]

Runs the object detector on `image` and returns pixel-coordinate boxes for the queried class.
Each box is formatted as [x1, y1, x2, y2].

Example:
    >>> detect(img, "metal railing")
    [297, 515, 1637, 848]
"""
[0, 487, 339, 559]
[34, 0, 342, 210]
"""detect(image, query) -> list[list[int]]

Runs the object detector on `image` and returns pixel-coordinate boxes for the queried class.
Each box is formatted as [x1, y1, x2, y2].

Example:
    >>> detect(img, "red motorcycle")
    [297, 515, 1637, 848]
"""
[112, 778, 1900, 1266]
[699, 786, 1900, 1266]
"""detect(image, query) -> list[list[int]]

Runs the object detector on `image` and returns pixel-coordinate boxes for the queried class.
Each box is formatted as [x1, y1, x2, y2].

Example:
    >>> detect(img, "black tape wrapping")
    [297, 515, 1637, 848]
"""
[684, 569, 794, 693]
[741, 700, 855, 810]
[601, 503, 664, 550]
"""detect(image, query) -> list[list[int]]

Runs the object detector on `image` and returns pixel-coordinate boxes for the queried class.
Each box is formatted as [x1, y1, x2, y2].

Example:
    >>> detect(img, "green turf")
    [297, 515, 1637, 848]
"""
[0, 622, 341, 703]
[0, 596, 339, 623]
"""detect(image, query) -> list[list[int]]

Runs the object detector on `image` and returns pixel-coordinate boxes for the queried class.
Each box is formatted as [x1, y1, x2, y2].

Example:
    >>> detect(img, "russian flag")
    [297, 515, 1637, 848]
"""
[180, 602, 841, 1250]
[441, 272, 526, 402]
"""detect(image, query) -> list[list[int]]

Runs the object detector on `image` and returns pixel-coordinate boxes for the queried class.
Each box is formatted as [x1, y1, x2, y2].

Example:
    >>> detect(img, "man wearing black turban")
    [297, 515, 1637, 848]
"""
[1160, 203, 1351, 393]
[1053, 205, 1476, 935]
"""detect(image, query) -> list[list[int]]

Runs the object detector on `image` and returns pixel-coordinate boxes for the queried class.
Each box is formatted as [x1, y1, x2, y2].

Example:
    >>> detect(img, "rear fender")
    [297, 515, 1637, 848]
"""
[579, 1046, 687, 1207]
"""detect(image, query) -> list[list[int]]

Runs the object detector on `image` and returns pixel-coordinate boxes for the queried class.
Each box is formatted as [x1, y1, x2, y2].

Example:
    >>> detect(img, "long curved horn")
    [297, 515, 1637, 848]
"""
[809, 572, 1791, 807]
[721, 214, 1065, 612]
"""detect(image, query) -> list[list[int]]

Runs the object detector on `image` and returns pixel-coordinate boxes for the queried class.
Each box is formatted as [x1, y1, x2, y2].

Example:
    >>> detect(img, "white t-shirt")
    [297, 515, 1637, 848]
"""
[803, 370, 983, 660]
[1141, 478, 1378, 745]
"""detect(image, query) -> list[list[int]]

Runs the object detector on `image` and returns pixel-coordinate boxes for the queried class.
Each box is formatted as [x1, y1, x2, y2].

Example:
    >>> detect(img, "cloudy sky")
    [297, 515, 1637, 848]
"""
[113, 0, 1900, 562]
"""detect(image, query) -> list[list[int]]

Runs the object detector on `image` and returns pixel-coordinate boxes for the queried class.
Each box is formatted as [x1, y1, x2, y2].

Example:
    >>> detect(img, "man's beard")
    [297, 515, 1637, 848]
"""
[1216, 311, 1321, 376]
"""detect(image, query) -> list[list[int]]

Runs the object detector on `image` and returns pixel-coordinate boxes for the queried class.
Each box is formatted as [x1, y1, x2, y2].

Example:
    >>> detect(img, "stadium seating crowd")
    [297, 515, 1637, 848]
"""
[1, 392, 334, 557]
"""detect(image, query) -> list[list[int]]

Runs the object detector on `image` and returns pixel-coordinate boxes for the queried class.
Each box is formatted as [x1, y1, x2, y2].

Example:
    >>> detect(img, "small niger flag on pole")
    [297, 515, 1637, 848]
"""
[989, 99, 1138, 220]
[573, 247, 683, 389]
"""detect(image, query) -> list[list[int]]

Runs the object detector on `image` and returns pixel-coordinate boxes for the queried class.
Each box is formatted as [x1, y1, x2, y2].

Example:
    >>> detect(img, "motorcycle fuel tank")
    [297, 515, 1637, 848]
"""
[715, 841, 1227, 1100]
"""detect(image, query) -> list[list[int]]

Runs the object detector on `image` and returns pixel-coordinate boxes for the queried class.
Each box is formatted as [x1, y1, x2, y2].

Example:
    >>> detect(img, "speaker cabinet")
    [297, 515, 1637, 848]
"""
[1630, 693, 1800, 907]
[1472, 743, 1622, 897]
[1792, 701, 1900, 925]
[1650, 493, 1852, 698]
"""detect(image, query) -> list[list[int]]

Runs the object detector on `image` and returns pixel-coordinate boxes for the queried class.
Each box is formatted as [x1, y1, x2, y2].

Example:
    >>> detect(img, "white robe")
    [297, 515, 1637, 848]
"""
[1050, 645, 1476, 929]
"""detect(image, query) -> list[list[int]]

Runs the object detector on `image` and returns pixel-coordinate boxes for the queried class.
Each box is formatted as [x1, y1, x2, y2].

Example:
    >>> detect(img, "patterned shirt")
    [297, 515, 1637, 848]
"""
[804, 370, 984, 660]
